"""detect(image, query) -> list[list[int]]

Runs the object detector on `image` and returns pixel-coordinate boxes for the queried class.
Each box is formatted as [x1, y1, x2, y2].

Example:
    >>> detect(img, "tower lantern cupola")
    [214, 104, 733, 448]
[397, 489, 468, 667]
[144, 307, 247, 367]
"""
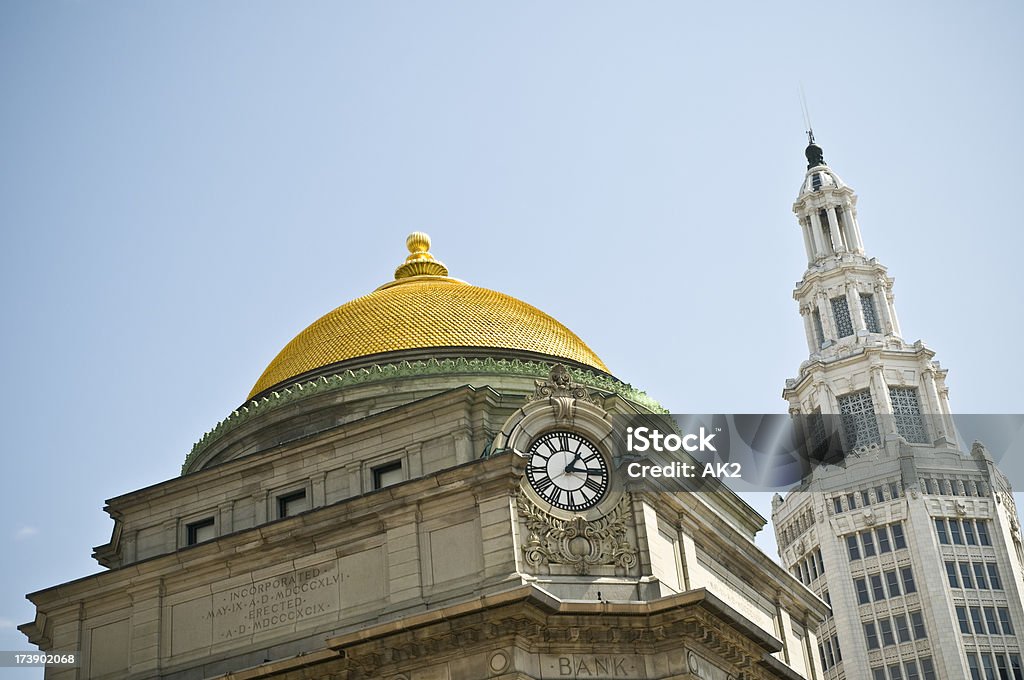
[794, 139, 866, 263]
[789, 138, 905, 360]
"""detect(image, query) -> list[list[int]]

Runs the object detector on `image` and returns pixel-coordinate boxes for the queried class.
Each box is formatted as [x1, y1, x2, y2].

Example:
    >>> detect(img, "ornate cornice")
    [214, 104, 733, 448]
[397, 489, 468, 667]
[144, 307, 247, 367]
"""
[331, 592, 778, 680]
[183, 357, 665, 474]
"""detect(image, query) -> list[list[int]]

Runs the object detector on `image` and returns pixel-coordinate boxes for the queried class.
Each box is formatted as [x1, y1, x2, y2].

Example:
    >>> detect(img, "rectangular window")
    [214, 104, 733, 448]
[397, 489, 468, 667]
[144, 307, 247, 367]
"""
[905, 661, 920, 680]
[847, 492, 858, 510]
[985, 607, 1001, 634]
[855, 577, 870, 604]
[816, 548, 825, 575]
[890, 482, 901, 499]
[877, 527, 892, 553]
[277, 489, 308, 518]
[965, 520, 978, 545]
[885, 570, 901, 596]
[861, 293, 882, 333]
[970, 655, 985, 680]
[874, 485, 886, 503]
[975, 562, 989, 589]
[892, 523, 907, 549]
[839, 389, 881, 448]
[372, 461, 403, 489]
[894, 613, 911, 642]
[957, 606, 971, 633]
[978, 521, 992, 545]
[999, 608, 1014, 635]
[871, 574, 886, 601]
[847, 534, 861, 560]
[935, 518, 949, 543]
[890, 386, 929, 444]
[989, 564, 1003, 590]
[833, 496, 843, 514]
[950, 519, 964, 544]
[862, 490, 872, 507]
[920, 657, 936, 680]
[901, 566, 917, 593]
[873, 669, 887, 680]
[910, 611, 927, 639]
[831, 296, 854, 338]
[864, 621, 879, 649]
[889, 664, 904, 680]
[999, 656, 1011, 680]
[879, 618, 895, 646]
[1011, 654, 1022, 680]
[971, 607, 985, 634]
[862, 530, 877, 557]
[946, 561, 960, 588]
[984, 656, 996, 680]
[186, 517, 215, 546]
[960, 562, 975, 588]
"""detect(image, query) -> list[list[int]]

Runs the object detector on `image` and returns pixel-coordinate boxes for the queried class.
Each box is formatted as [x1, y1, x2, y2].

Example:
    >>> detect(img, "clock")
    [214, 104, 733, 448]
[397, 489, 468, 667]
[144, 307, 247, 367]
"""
[525, 431, 609, 511]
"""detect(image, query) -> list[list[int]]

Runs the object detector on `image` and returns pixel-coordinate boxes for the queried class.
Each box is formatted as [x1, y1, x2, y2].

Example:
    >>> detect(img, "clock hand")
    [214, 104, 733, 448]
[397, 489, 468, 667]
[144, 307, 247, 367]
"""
[564, 447, 582, 473]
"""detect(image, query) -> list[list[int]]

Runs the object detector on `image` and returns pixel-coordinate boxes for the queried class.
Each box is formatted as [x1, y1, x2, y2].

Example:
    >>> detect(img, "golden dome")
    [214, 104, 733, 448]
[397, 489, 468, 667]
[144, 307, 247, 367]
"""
[247, 234, 609, 398]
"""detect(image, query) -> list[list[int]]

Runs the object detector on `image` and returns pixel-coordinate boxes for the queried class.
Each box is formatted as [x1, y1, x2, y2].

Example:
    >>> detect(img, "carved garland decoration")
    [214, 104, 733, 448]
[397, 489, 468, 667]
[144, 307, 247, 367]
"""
[517, 491, 638, 575]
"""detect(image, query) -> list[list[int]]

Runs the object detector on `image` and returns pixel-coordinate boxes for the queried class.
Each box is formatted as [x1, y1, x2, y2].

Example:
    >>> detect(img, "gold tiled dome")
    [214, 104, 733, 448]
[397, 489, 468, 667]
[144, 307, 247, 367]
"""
[247, 234, 608, 398]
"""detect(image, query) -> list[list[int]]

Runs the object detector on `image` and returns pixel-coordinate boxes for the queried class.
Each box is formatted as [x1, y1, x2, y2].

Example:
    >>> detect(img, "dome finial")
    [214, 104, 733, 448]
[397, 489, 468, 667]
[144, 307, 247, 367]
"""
[394, 231, 449, 279]
[805, 132, 826, 169]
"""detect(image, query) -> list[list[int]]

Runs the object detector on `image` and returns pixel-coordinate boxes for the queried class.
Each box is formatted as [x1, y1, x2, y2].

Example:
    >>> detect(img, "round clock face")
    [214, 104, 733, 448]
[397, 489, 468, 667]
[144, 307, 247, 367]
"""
[526, 431, 609, 511]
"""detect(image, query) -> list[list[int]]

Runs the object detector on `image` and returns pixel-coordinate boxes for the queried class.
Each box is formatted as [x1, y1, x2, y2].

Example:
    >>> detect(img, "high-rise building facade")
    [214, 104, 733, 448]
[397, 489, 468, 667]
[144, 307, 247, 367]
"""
[23, 233, 827, 679]
[772, 140, 1024, 680]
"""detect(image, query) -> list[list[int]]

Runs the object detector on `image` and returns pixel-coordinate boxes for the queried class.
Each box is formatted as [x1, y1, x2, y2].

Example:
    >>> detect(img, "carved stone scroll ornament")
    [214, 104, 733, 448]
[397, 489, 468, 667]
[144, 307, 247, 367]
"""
[526, 364, 599, 421]
[517, 492, 638, 575]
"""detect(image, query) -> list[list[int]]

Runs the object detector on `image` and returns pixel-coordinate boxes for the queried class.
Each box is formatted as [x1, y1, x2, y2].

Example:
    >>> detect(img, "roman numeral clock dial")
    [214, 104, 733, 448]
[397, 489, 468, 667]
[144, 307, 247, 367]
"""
[525, 431, 609, 512]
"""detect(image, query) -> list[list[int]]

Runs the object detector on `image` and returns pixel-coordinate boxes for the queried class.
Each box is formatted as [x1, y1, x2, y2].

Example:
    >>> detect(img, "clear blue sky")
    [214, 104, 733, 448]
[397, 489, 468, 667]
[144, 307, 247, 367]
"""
[2, 2, 1022, 675]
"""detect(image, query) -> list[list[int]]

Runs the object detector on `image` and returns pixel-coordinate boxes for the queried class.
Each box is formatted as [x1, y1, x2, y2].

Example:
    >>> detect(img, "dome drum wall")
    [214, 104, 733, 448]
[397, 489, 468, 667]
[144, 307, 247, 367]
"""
[187, 363, 547, 473]
[186, 355, 660, 474]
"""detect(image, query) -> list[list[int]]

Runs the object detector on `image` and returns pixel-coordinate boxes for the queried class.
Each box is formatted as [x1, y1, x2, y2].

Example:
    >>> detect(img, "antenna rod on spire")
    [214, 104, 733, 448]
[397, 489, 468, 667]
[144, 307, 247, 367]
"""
[799, 85, 815, 144]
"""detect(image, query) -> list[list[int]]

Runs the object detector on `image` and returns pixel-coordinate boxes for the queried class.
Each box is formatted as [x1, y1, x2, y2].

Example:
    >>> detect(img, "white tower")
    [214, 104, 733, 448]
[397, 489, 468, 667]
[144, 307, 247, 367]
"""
[773, 137, 1024, 680]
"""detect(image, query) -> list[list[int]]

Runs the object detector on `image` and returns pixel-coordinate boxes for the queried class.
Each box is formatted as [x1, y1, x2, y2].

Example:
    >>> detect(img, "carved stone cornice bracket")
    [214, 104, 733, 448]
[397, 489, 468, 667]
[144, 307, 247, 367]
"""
[517, 491, 637, 575]
[526, 363, 600, 422]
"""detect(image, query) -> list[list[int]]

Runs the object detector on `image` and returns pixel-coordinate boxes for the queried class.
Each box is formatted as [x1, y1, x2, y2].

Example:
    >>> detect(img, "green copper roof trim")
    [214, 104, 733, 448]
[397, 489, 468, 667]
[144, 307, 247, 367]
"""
[182, 357, 666, 474]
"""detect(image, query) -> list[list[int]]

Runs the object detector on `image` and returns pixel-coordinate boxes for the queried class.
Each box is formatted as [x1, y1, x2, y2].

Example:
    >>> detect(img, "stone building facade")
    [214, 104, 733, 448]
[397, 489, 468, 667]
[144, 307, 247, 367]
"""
[22, 233, 827, 679]
[772, 140, 1024, 680]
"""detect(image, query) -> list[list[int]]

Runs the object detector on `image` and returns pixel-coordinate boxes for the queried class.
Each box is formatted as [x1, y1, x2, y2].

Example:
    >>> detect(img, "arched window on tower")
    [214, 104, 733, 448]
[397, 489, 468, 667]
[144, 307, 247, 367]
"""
[860, 294, 881, 333]
[812, 309, 825, 348]
[819, 209, 834, 254]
